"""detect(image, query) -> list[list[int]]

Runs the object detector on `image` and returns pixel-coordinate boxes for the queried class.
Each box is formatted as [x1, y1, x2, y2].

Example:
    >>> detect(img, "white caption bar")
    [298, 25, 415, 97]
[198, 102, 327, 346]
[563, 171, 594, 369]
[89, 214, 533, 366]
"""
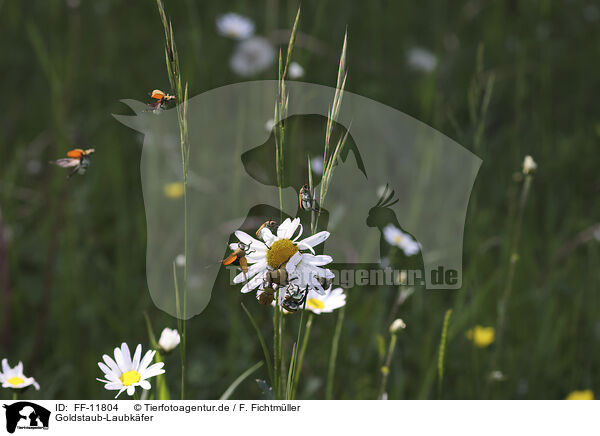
[0, 400, 597, 435]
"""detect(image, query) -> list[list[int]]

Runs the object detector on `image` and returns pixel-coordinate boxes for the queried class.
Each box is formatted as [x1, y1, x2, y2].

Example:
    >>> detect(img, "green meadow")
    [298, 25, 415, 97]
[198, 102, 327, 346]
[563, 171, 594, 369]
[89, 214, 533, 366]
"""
[0, 0, 598, 400]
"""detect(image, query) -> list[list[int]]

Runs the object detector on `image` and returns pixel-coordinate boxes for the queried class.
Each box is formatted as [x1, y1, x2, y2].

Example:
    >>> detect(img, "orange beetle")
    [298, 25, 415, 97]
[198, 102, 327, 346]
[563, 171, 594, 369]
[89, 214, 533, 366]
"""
[147, 89, 176, 112]
[50, 148, 95, 178]
[222, 242, 255, 284]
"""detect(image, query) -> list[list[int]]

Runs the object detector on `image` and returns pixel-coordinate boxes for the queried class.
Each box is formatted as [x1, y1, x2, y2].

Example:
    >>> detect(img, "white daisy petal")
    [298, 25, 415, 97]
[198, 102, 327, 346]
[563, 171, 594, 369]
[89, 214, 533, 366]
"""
[139, 380, 152, 390]
[277, 218, 292, 238]
[304, 254, 333, 266]
[298, 231, 330, 249]
[234, 230, 263, 249]
[138, 350, 155, 373]
[98, 362, 113, 376]
[103, 382, 123, 390]
[114, 347, 126, 372]
[260, 228, 276, 245]
[241, 273, 264, 293]
[141, 363, 166, 379]
[103, 354, 120, 375]
[132, 344, 142, 370]
[233, 261, 267, 284]
[283, 218, 301, 239]
[127, 385, 136, 396]
[285, 252, 303, 273]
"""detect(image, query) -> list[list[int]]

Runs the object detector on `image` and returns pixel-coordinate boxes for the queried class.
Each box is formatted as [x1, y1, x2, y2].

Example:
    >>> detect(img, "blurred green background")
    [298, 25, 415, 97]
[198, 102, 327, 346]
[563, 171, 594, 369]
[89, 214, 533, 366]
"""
[0, 0, 598, 400]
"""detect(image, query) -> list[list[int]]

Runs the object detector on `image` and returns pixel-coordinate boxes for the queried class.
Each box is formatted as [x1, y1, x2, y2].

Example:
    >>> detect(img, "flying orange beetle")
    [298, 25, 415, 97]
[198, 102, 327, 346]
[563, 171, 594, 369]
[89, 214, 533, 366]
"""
[50, 148, 95, 178]
[222, 242, 254, 283]
[147, 89, 176, 112]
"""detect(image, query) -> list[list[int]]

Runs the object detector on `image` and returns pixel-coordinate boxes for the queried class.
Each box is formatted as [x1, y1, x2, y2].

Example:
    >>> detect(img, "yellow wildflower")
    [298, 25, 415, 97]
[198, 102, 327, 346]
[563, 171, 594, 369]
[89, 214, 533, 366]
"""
[466, 325, 495, 348]
[163, 182, 184, 199]
[565, 390, 594, 400]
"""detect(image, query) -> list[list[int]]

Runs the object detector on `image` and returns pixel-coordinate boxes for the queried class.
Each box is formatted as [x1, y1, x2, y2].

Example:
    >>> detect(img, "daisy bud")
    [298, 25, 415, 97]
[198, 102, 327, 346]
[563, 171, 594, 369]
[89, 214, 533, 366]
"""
[389, 318, 406, 334]
[158, 328, 181, 352]
[522, 155, 537, 175]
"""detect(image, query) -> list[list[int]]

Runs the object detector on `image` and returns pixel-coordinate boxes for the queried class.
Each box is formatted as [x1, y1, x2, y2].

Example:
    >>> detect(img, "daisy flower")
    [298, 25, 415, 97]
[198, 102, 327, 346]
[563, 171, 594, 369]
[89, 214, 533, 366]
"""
[97, 343, 165, 398]
[383, 224, 420, 256]
[230, 36, 275, 76]
[158, 328, 181, 352]
[230, 217, 334, 295]
[216, 13, 255, 40]
[304, 287, 346, 314]
[0, 359, 40, 390]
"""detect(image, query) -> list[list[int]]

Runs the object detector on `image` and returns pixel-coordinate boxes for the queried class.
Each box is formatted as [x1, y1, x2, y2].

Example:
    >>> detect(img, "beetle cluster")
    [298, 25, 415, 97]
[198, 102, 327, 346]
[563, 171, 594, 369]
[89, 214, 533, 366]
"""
[258, 262, 308, 313]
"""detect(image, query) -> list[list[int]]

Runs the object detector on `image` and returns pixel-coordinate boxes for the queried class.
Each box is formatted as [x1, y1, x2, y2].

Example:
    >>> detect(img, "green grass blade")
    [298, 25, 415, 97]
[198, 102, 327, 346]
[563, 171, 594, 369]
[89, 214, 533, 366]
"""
[220, 361, 264, 400]
[241, 303, 274, 385]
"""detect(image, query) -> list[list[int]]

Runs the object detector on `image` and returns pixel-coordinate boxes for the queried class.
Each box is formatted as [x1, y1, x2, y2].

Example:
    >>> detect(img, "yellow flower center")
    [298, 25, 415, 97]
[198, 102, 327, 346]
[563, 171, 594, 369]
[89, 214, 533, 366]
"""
[120, 370, 141, 386]
[394, 235, 403, 245]
[7, 377, 24, 387]
[307, 298, 325, 310]
[266, 239, 298, 269]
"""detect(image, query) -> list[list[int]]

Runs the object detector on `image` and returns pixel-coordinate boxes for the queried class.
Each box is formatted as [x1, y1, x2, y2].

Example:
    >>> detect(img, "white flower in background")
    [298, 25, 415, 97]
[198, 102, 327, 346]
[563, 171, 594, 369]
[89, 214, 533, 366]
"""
[288, 62, 305, 79]
[310, 156, 324, 175]
[389, 318, 406, 333]
[231, 218, 334, 295]
[216, 13, 255, 40]
[0, 359, 40, 390]
[407, 47, 437, 73]
[522, 155, 537, 175]
[97, 343, 165, 398]
[305, 287, 346, 314]
[264, 118, 276, 132]
[383, 224, 420, 256]
[158, 328, 181, 352]
[594, 226, 600, 242]
[230, 37, 275, 76]
[175, 254, 186, 267]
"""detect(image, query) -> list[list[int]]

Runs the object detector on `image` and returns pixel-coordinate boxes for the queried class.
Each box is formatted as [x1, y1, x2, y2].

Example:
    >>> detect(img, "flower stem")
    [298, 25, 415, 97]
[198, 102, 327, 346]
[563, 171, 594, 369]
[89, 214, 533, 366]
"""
[273, 289, 281, 399]
[377, 331, 398, 399]
[293, 313, 313, 390]
[437, 309, 452, 398]
[287, 297, 308, 399]
[492, 174, 533, 372]
[12, 391, 18, 401]
[326, 306, 345, 399]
